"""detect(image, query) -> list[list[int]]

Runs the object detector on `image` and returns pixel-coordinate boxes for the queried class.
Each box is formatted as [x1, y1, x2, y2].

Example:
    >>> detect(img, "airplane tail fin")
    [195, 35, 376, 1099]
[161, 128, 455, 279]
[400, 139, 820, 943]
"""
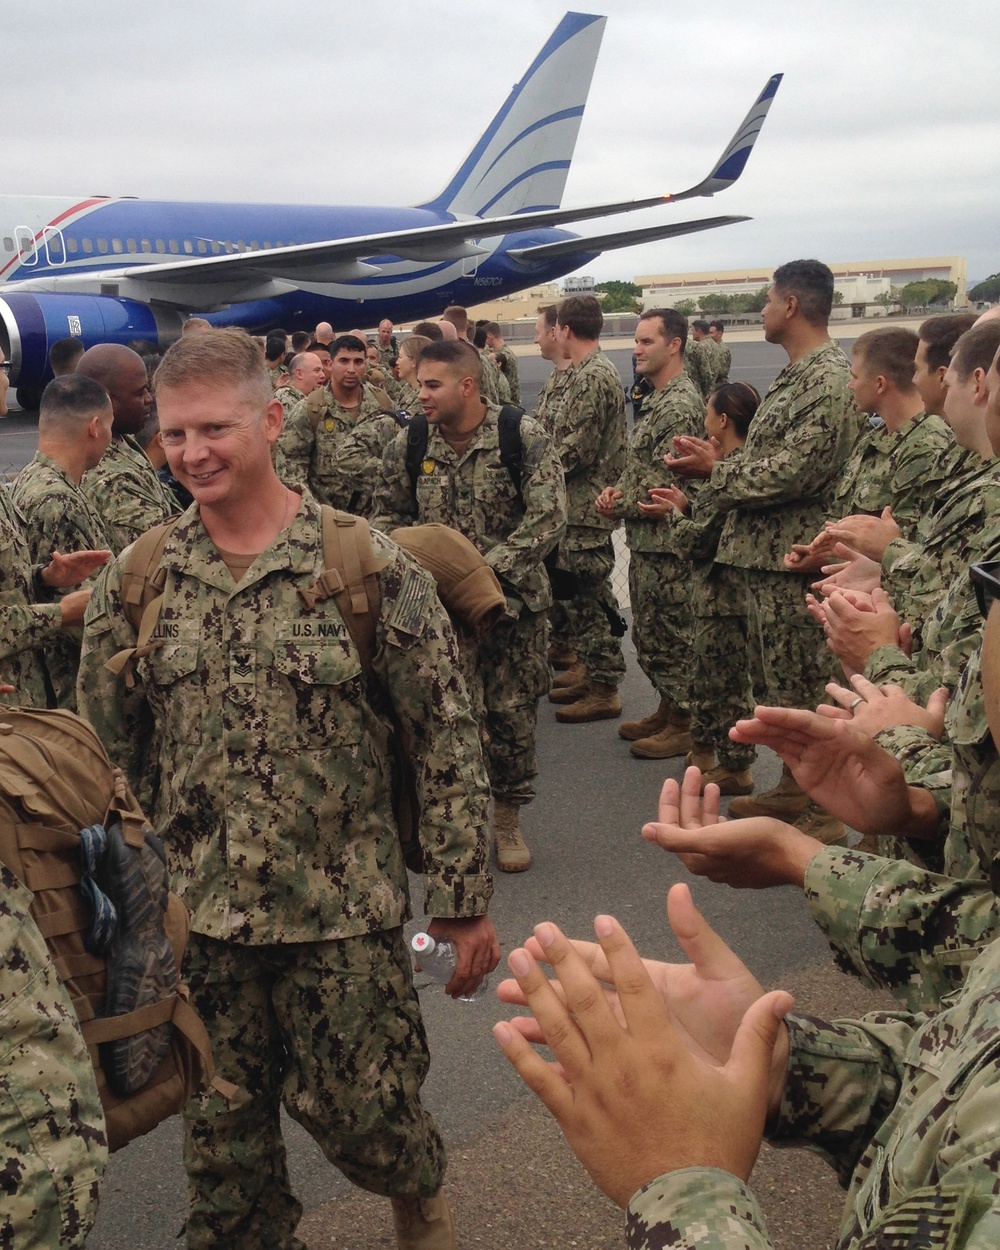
[418, 12, 605, 220]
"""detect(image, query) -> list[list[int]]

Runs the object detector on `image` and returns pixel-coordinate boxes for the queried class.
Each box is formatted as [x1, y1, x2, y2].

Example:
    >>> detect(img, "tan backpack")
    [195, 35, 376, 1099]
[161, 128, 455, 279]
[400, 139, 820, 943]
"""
[0, 708, 219, 1151]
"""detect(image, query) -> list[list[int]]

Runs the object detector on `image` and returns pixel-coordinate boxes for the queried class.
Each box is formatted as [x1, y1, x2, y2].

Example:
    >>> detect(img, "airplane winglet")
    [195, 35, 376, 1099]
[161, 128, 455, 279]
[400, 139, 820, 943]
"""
[669, 73, 783, 201]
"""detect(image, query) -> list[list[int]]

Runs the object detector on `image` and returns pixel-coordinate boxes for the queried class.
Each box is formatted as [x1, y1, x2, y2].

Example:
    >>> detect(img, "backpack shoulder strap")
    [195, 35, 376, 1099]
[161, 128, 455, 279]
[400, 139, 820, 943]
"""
[106, 519, 183, 687]
[296, 507, 387, 673]
[497, 404, 526, 507]
[307, 387, 328, 430]
[404, 412, 430, 502]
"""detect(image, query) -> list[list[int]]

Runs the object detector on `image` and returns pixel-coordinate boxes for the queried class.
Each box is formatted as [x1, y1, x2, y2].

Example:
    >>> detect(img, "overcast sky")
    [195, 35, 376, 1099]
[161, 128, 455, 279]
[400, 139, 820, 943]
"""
[5, 0, 999, 285]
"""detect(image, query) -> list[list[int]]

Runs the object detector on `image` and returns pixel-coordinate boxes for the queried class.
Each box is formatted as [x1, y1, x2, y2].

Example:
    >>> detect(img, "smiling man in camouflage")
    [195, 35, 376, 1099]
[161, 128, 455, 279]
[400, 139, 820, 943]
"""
[78, 328, 497, 1250]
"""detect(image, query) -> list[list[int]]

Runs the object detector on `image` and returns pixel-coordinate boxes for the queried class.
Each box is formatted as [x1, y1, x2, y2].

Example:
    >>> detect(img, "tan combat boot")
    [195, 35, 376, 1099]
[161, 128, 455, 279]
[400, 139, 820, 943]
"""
[550, 661, 586, 689]
[390, 1190, 456, 1250]
[493, 800, 532, 872]
[700, 764, 755, 796]
[548, 678, 591, 704]
[684, 745, 717, 771]
[630, 711, 693, 759]
[554, 681, 622, 723]
[548, 641, 578, 670]
[619, 696, 672, 742]
[795, 802, 848, 847]
[727, 762, 809, 819]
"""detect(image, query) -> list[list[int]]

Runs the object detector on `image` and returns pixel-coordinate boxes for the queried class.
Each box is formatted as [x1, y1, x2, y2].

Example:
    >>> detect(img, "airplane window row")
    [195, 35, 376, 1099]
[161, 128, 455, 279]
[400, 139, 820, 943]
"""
[3, 236, 294, 259]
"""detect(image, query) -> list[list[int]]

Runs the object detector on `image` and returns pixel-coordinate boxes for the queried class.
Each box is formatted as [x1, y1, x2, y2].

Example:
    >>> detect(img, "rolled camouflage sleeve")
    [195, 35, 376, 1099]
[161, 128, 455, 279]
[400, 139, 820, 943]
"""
[373, 542, 492, 917]
[804, 846, 996, 1012]
[768, 1011, 909, 1185]
[625, 1168, 772, 1249]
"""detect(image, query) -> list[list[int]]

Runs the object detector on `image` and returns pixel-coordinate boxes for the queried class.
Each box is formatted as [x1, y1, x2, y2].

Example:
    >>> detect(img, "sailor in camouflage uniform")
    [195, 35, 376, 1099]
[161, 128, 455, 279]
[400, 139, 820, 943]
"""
[682, 320, 715, 400]
[76, 344, 179, 552]
[373, 339, 566, 872]
[594, 310, 705, 757]
[707, 320, 731, 387]
[278, 334, 392, 508]
[11, 376, 115, 709]
[547, 295, 627, 723]
[0, 860, 107, 1249]
[484, 322, 521, 406]
[78, 329, 498, 1250]
[669, 261, 861, 836]
[272, 350, 326, 419]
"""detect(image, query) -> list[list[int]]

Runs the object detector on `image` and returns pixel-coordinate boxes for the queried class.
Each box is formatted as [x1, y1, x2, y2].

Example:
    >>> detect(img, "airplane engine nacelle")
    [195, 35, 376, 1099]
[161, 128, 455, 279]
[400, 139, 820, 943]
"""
[0, 292, 183, 400]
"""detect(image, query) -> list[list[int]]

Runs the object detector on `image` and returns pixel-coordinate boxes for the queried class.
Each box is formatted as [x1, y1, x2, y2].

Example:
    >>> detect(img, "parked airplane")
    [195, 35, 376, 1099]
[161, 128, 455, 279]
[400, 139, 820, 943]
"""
[0, 11, 781, 405]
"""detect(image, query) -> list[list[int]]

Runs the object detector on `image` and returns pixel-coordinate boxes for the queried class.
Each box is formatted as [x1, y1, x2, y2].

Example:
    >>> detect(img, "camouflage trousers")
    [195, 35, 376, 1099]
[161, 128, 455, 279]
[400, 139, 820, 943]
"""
[628, 550, 694, 712]
[182, 929, 445, 1250]
[689, 609, 757, 771]
[744, 568, 833, 710]
[560, 541, 626, 687]
[478, 609, 548, 806]
[0, 864, 106, 1250]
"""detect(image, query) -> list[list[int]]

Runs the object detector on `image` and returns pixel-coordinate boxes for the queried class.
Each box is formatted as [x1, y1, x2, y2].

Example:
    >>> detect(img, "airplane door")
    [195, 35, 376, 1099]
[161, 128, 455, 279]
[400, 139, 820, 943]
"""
[14, 226, 38, 267]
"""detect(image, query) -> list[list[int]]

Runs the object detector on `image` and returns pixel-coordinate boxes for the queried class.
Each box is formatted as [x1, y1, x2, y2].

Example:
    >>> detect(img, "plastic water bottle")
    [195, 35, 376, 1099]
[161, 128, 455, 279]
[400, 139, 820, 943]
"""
[410, 932, 490, 1003]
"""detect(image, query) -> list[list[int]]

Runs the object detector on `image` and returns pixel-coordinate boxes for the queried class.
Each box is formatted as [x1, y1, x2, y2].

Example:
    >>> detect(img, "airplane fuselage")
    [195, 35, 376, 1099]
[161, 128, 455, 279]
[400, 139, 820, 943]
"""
[0, 194, 593, 386]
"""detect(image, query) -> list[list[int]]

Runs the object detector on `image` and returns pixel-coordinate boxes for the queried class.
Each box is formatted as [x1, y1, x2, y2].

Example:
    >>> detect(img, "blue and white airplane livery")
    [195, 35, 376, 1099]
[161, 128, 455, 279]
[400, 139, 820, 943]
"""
[0, 12, 781, 403]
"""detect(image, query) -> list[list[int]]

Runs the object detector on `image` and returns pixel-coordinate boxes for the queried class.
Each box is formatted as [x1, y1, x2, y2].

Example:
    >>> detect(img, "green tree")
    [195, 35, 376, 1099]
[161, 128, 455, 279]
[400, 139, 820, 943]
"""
[970, 273, 1000, 302]
[873, 292, 896, 310]
[674, 299, 696, 316]
[900, 279, 957, 309]
[700, 293, 729, 313]
[744, 286, 770, 313]
[594, 280, 641, 313]
[832, 290, 844, 305]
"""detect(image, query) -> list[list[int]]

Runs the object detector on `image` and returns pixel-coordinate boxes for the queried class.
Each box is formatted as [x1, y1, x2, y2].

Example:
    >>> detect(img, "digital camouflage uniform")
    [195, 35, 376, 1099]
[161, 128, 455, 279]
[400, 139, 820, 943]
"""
[611, 373, 704, 713]
[534, 367, 570, 436]
[376, 340, 397, 372]
[0, 860, 107, 1249]
[0, 489, 61, 708]
[373, 404, 566, 806]
[278, 383, 391, 509]
[11, 452, 114, 710]
[682, 338, 714, 400]
[803, 628, 1000, 1014]
[880, 451, 999, 651]
[710, 341, 860, 709]
[711, 340, 731, 389]
[625, 935, 1000, 1248]
[476, 347, 509, 406]
[77, 498, 493, 1250]
[667, 461, 757, 772]
[267, 363, 287, 390]
[493, 344, 521, 406]
[550, 347, 627, 687]
[272, 383, 305, 420]
[394, 379, 421, 416]
[831, 410, 959, 538]
[80, 435, 179, 554]
[331, 412, 408, 518]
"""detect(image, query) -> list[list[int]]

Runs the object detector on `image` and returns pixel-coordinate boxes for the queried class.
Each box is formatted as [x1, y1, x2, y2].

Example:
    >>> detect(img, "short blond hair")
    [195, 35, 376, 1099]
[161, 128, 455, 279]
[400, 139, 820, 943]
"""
[154, 327, 271, 409]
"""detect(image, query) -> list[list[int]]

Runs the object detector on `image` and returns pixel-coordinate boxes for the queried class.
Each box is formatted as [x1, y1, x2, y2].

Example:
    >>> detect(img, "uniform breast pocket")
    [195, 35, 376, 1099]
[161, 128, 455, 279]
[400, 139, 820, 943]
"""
[272, 638, 365, 749]
[142, 643, 203, 745]
[480, 465, 518, 504]
[415, 474, 449, 520]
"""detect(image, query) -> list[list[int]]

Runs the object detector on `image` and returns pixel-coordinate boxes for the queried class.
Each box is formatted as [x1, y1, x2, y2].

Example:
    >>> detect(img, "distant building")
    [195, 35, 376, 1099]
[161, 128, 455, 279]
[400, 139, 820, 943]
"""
[638, 257, 967, 320]
[563, 275, 595, 292]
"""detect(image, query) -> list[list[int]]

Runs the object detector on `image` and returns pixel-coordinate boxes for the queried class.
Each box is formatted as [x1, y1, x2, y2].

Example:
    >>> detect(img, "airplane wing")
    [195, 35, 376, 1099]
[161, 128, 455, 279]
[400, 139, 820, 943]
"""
[505, 215, 751, 263]
[57, 73, 781, 289]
